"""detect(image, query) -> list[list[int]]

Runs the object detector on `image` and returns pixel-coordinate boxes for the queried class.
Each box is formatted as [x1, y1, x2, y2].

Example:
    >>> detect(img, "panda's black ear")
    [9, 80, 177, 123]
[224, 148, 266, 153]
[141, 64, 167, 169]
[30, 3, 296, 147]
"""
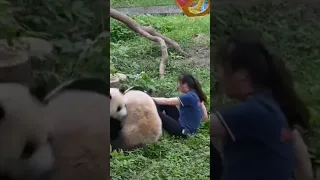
[119, 87, 126, 94]
[110, 95, 112, 99]
[29, 83, 48, 102]
[0, 105, 5, 121]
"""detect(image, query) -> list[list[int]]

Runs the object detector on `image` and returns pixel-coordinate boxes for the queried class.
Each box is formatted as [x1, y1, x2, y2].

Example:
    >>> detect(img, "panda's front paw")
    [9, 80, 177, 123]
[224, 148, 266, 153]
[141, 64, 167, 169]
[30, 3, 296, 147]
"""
[27, 142, 55, 179]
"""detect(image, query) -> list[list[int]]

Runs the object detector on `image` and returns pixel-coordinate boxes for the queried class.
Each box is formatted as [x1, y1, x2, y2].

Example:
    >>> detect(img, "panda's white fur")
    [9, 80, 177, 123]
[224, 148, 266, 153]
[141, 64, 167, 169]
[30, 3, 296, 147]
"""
[0, 78, 110, 180]
[45, 90, 110, 135]
[110, 88, 162, 151]
[0, 83, 54, 180]
[41, 78, 110, 180]
[110, 88, 127, 121]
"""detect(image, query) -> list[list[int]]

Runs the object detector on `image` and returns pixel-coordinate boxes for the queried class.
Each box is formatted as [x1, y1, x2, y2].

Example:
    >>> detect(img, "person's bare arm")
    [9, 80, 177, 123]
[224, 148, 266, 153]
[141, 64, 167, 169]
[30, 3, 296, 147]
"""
[201, 102, 208, 121]
[153, 97, 180, 106]
[292, 129, 313, 180]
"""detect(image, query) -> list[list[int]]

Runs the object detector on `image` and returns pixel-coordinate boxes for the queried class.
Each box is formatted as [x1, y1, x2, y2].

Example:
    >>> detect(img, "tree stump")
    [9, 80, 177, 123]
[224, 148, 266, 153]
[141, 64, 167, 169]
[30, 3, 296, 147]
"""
[0, 48, 33, 87]
[0, 37, 53, 87]
[110, 77, 120, 88]
[110, 73, 127, 88]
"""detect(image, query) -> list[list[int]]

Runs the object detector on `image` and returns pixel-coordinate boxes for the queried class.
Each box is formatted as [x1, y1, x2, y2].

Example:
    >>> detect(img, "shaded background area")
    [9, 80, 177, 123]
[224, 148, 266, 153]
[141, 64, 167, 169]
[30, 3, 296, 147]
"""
[211, 0, 320, 178]
[1, 0, 108, 90]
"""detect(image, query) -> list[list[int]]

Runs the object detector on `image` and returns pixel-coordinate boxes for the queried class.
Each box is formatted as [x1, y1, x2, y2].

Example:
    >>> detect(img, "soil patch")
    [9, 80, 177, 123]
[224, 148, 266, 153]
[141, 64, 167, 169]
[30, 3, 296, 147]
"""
[181, 33, 210, 68]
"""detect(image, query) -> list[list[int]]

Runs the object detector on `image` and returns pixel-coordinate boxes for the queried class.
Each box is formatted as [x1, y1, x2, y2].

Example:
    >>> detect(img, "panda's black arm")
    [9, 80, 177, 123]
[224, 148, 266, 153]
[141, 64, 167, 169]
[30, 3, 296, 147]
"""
[110, 136, 126, 151]
[111, 136, 145, 152]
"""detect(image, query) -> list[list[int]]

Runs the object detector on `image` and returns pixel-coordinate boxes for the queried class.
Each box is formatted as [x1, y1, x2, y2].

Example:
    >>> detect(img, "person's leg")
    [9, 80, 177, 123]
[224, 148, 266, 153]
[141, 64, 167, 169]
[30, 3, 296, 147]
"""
[211, 141, 223, 180]
[158, 112, 185, 137]
[161, 105, 180, 121]
[154, 102, 180, 121]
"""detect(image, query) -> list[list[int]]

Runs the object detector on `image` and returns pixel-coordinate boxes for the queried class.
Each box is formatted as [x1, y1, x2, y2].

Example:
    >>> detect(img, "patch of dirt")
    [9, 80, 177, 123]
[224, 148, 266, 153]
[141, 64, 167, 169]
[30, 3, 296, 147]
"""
[181, 33, 210, 68]
[185, 47, 210, 68]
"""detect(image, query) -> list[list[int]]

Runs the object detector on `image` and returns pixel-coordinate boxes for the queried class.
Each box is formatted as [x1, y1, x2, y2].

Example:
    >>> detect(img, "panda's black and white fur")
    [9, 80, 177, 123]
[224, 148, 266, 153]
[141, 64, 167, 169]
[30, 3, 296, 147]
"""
[44, 77, 110, 136]
[0, 83, 54, 180]
[109, 88, 127, 141]
[0, 77, 111, 180]
[110, 88, 162, 151]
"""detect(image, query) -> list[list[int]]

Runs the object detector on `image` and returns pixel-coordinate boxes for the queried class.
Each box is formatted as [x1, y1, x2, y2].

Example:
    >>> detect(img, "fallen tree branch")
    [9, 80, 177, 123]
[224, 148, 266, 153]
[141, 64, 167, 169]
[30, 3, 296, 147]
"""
[110, 8, 186, 78]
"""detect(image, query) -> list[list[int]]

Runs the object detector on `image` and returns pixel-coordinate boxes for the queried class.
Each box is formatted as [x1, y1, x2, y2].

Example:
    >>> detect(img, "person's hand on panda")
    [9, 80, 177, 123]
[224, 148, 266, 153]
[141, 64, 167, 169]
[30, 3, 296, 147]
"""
[153, 97, 181, 106]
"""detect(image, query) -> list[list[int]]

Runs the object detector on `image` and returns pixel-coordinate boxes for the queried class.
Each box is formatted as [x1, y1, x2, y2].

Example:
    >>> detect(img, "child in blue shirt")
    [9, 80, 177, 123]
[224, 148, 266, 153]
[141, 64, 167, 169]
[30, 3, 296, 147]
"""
[153, 73, 208, 137]
[210, 32, 312, 180]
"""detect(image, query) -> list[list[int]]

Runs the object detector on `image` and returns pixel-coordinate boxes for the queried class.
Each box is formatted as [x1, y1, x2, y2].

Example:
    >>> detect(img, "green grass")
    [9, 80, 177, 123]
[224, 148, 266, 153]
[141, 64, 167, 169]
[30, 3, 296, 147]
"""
[111, 0, 175, 8]
[111, 14, 210, 179]
[211, 1, 320, 165]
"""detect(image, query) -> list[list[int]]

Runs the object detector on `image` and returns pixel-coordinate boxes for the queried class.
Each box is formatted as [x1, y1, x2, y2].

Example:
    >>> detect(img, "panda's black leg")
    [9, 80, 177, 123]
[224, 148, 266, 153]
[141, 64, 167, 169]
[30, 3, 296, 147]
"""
[111, 136, 145, 152]
[110, 118, 122, 141]
[111, 136, 126, 151]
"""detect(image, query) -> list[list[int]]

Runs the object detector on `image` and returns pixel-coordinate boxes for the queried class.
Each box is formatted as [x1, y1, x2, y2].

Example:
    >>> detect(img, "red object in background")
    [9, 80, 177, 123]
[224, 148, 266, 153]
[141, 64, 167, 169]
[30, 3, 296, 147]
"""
[175, 0, 191, 7]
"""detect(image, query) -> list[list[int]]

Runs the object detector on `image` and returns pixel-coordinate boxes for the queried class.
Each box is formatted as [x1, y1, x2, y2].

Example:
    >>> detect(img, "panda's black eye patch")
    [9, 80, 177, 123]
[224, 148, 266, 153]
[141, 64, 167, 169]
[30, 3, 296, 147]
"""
[0, 106, 5, 122]
[20, 140, 37, 159]
[117, 106, 121, 112]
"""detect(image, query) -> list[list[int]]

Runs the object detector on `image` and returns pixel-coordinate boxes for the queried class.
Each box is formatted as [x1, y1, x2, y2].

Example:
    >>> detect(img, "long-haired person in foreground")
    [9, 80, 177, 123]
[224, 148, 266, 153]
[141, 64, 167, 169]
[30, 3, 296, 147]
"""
[210, 31, 313, 180]
[153, 73, 208, 137]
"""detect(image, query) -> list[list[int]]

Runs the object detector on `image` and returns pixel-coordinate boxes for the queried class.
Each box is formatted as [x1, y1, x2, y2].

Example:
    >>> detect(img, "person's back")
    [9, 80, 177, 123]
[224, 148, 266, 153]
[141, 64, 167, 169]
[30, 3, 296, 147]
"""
[218, 91, 295, 180]
[178, 91, 202, 134]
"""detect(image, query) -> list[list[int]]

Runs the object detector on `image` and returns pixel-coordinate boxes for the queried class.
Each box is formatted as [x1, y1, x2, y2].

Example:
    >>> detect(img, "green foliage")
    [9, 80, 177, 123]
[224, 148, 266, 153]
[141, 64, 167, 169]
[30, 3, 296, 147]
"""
[111, 15, 210, 179]
[1, 0, 109, 87]
[211, 2, 320, 163]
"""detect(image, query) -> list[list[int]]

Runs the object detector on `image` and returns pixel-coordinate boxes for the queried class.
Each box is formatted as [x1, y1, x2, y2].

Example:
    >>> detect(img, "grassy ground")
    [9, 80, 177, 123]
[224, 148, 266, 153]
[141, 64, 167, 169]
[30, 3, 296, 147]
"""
[111, 0, 175, 8]
[211, 1, 320, 175]
[110, 15, 210, 179]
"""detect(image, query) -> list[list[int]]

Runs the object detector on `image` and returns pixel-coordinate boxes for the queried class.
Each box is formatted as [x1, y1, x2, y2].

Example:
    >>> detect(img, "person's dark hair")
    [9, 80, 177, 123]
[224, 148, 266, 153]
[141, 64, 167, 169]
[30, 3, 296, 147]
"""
[178, 73, 208, 104]
[214, 31, 310, 129]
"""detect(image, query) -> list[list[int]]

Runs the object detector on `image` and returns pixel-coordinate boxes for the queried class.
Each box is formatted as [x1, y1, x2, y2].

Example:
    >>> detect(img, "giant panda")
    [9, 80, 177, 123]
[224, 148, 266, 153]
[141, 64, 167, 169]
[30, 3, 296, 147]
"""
[43, 77, 110, 134]
[110, 87, 162, 151]
[109, 88, 127, 141]
[0, 83, 55, 180]
[0, 77, 111, 180]
[42, 77, 110, 180]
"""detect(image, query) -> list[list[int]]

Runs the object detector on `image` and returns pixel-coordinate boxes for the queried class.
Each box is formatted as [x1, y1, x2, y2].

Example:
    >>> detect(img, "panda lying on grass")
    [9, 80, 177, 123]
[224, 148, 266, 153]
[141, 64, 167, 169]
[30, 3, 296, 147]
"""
[110, 87, 162, 151]
[0, 77, 110, 180]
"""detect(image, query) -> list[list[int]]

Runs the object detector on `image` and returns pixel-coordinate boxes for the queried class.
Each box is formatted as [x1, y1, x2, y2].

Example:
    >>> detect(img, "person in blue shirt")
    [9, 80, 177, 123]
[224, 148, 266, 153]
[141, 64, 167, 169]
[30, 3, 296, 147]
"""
[210, 31, 312, 180]
[153, 73, 208, 137]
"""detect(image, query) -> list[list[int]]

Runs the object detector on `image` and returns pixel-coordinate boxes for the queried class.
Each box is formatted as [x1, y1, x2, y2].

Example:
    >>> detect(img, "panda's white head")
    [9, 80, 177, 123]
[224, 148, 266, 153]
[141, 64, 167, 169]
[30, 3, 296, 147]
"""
[0, 83, 54, 180]
[110, 88, 127, 121]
